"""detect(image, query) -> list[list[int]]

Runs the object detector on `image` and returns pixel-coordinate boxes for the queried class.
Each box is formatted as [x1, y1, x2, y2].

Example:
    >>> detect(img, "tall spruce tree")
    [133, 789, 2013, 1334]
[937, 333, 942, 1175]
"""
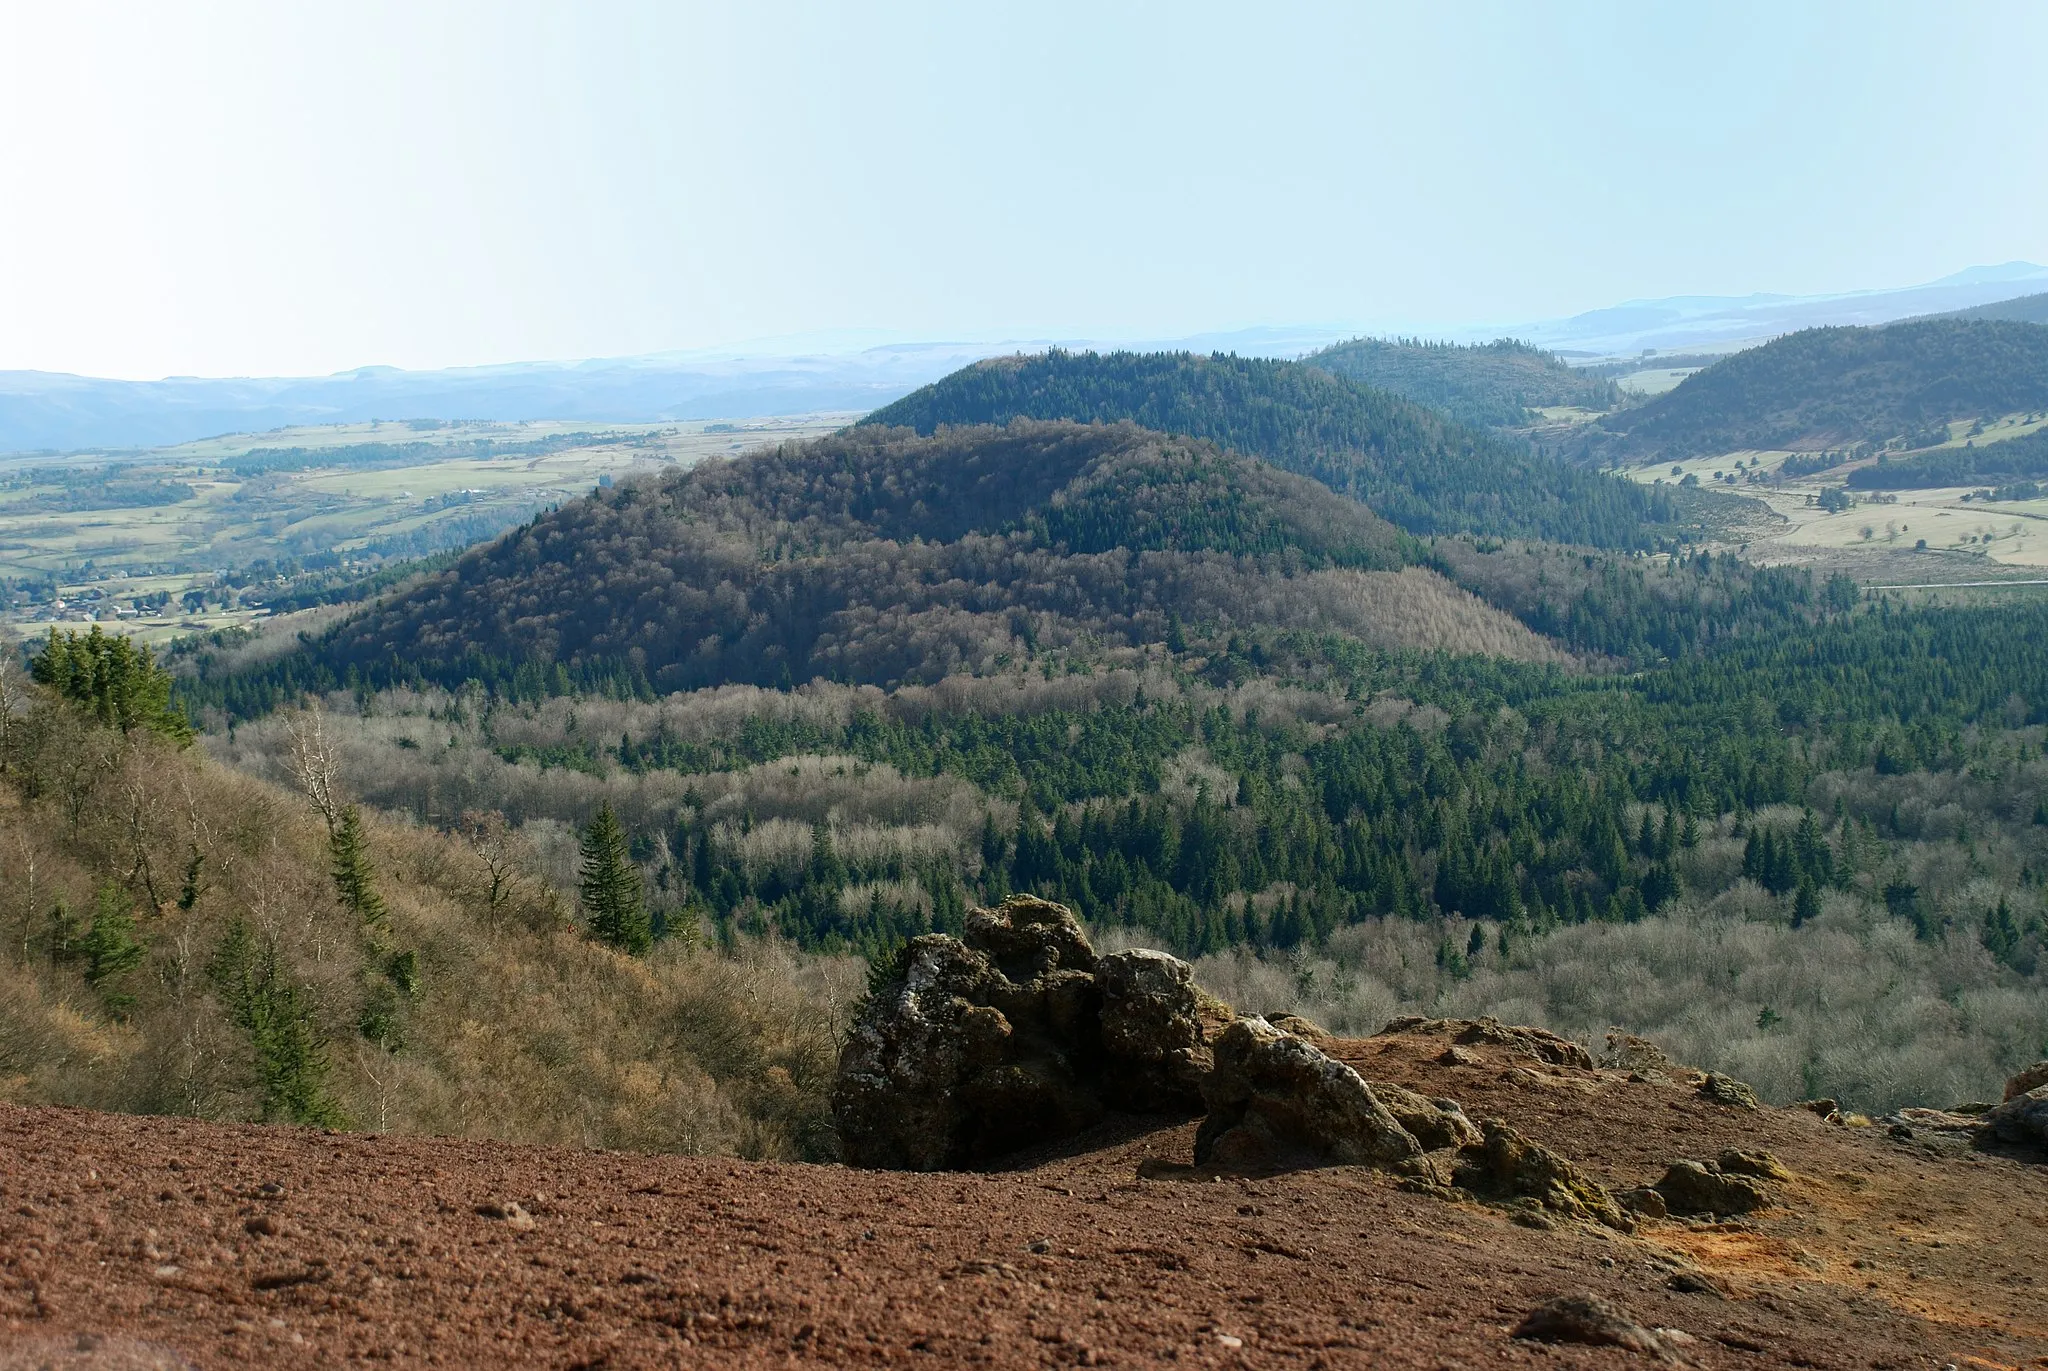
[330, 806, 388, 926]
[77, 882, 146, 1005]
[580, 802, 651, 954]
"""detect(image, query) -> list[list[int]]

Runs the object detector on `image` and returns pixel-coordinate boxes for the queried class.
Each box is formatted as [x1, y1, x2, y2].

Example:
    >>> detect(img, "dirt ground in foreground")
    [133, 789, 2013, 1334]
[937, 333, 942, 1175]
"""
[4, 1023, 2044, 1370]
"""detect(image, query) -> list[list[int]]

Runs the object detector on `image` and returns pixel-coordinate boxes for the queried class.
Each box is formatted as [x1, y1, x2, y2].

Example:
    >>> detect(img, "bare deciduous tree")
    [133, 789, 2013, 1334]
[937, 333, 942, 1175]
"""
[284, 702, 345, 837]
[460, 809, 521, 929]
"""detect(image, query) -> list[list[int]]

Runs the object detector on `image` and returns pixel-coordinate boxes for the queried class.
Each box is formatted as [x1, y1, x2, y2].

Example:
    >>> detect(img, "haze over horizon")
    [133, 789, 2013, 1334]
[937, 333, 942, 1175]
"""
[4, 1, 2046, 382]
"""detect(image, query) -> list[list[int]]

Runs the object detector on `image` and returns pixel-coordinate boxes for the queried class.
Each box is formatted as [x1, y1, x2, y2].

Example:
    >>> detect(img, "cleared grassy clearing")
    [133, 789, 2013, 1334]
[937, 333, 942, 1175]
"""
[1618, 412, 2048, 573]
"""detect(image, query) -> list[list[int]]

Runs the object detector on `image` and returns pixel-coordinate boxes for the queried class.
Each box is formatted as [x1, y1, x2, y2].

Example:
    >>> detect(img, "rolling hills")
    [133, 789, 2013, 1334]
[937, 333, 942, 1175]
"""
[1924, 290, 2048, 325]
[1574, 318, 2048, 462]
[1846, 423, 2048, 489]
[863, 350, 1678, 548]
[1303, 336, 1621, 429]
[239, 419, 1556, 701]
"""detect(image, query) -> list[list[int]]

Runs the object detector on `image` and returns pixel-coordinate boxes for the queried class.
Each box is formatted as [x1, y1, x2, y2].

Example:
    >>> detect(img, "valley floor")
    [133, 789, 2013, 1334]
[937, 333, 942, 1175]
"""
[3, 1024, 2043, 1369]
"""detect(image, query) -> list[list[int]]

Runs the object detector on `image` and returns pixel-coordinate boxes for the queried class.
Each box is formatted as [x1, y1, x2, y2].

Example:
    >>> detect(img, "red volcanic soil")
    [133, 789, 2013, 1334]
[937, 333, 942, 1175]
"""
[4, 1022, 2044, 1370]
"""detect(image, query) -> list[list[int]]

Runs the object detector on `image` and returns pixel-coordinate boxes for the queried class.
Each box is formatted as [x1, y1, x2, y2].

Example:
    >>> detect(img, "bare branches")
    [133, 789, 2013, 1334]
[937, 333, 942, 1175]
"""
[283, 702, 345, 837]
[0, 653, 27, 771]
[459, 809, 520, 930]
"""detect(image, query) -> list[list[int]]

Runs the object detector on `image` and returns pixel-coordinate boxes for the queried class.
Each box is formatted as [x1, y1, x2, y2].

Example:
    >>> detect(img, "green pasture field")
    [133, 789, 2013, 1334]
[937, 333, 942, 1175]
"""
[0, 413, 854, 646]
[1621, 410, 2048, 573]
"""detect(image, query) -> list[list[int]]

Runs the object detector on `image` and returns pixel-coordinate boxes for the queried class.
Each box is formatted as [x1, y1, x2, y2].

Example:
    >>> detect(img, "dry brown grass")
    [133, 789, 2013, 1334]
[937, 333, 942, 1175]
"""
[0, 666, 862, 1159]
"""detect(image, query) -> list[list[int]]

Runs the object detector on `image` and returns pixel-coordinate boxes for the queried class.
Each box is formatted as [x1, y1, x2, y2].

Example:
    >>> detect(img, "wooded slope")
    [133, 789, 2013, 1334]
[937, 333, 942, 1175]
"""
[1577, 319, 2048, 461]
[1305, 336, 1620, 429]
[864, 350, 1674, 548]
[244, 421, 1557, 700]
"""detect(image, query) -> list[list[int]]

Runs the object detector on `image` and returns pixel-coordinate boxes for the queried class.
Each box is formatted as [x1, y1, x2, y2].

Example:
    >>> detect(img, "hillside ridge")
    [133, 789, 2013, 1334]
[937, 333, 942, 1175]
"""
[213, 419, 1565, 703]
[863, 350, 1677, 548]
[1304, 336, 1621, 429]
[1576, 318, 2048, 461]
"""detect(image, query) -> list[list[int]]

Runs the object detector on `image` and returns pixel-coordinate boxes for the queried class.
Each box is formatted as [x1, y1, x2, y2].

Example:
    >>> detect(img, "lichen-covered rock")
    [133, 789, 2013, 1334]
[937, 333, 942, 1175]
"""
[1453, 1018, 1594, 1069]
[833, 936, 1013, 1170]
[1602, 1032, 1682, 1077]
[1369, 1082, 1482, 1151]
[1697, 1073, 1761, 1110]
[1452, 1120, 1631, 1230]
[1615, 1185, 1668, 1219]
[1983, 1084, 2048, 1149]
[1196, 1017, 1422, 1171]
[1654, 1159, 1771, 1216]
[835, 899, 1224, 1169]
[964, 894, 1096, 980]
[1266, 1013, 1329, 1039]
[2005, 1061, 2048, 1102]
[1096, 949, 1208, 1111]
[1715, 1148, 1792, 1182]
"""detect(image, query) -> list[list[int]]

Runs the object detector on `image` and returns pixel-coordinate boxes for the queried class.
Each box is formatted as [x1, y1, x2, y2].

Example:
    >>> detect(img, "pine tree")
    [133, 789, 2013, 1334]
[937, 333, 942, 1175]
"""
[210, 919, 342, 1126]
[1792, 878, 1820, 929]
[29, 625, 192, 743]
[1983, 896, 2023, 969]
[76, 882, 145, 999]
[580, 802, 651, 954]
[330, 806, 388, 926]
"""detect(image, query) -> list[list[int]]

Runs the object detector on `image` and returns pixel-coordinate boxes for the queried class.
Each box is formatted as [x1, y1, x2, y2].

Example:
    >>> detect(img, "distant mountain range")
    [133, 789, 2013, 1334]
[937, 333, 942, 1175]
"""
[1511, 262, 2048, 359]
[5, 266, 2044, 455]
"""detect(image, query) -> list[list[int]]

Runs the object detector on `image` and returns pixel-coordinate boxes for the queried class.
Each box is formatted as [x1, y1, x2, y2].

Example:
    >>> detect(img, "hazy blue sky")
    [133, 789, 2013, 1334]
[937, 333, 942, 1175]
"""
[3, 1, 2044, 379]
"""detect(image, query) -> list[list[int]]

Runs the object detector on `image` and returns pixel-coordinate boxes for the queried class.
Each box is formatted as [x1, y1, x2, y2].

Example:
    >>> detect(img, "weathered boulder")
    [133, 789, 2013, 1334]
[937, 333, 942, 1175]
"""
[965, 894, 1096, 980]
[1096, 949, 1208, 1111]
[1266, 1013, 1330, 1039]
[833, 935, 1024, 1170]
[1697, 1073, 1762, 1110]
[1512, 1295, 1678, 1359]
[1454, 1018, 1594, 1069]
[834, 896, 1219, 1169]
[1379, 1015, 1592, 1069]
[1602, 1032, 1682, 1078]
[1369, 1082, 1482, 1151]
[1196, 1017, 1423, 1171]
[2005, 1061, 2048, 1102]
[1715, 1148, 1792, 1182]
[1654, 1159, 1771, 1216]
[1983, 1084, 2048, 1149]
[1615, 1186, 1668, 1219]
[1452, 1120, 1631, 1230]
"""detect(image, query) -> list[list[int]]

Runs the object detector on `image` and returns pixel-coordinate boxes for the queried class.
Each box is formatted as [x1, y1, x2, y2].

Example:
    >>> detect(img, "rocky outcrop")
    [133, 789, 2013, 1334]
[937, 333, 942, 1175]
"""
[2005, 1062, 2048, 1102]
[1653, 1159, 1772, 1216]
[1602, 1032, 1682, 1078]
[1714, 1147, 1792, 1182]
[833, 896, 1215, 1170]
[1370, 1082, 1482, 1151]
[1696, 1073, 1762, 1110]
[1380, 1015, 1593, 1069]
[1451, 1120, 1632, 1231]
[1983, 1085, 2048, 1150]
[1512, 1295, 1680, 1360]
[1195, 1017, 1423, 1172]
[1266, 1013, 1330, 1040]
